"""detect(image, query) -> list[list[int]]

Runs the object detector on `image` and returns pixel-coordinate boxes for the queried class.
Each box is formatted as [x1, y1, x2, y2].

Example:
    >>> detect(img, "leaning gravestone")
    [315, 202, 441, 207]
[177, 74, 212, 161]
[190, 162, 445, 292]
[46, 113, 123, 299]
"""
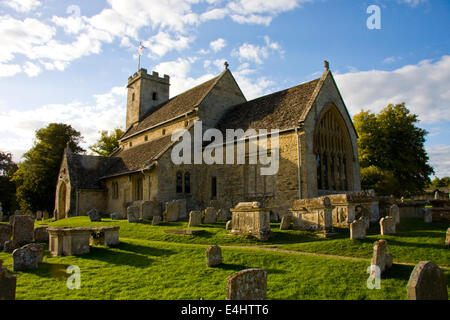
[12, 243, 44, 271]
[127, 206, 140, 223]
[350, 218, 366, 240]
[280, 215, 292, 230]
[380, 216, 396, 235]
[34, 227, 49, 242]
[203, 207, 217, 224]
[152, 215, 161, 226]
[0, 258, 16, 300]
[188, 211, 202, 227]
[206, 245, 222, 267]
[370, 240, 393, 275]
[0, 224, 12, 248]
[226, 268, 267, 300]
[406, 261, 448, 300]
[12, 215, 34, 247]
[88, 209, 101, 222]
[390, 204, 400, 225]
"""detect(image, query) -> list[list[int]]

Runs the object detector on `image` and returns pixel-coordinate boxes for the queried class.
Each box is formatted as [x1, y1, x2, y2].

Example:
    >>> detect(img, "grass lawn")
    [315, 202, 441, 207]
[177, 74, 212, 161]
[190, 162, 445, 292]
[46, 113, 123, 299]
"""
[0, 216, 447, 300]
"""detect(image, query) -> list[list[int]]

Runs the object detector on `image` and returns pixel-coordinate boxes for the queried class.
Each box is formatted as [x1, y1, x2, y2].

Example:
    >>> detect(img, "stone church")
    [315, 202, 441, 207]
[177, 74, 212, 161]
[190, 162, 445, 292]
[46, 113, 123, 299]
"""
[54, 62, 361, 220]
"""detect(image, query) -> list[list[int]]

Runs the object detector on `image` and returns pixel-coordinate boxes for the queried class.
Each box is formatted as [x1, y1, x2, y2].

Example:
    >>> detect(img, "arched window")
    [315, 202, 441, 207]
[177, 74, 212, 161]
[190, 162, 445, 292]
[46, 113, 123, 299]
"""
[314, 105, 353, 191]
[176, 172, 183, 193]
[184, 172, 191, 194]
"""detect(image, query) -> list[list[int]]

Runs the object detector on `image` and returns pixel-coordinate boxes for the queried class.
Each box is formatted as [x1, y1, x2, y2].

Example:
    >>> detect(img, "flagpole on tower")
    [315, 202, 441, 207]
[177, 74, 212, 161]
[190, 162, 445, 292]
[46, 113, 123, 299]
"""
[138, 41, 146, 71]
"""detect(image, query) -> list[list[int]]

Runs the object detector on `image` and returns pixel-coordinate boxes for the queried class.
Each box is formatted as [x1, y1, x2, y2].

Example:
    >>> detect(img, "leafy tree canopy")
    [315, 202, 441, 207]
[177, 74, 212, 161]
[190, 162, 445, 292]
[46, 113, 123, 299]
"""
[353, 103, 434, 196]
[89, 128, 124, 156]
[429, 176, 450, 188]
[0, 151, 18, 214]
[12, 123, 84, 213]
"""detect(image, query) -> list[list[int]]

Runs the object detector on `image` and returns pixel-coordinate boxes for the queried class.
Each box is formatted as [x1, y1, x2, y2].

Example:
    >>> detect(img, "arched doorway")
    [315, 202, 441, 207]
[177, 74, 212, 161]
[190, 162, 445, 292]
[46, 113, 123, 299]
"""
[314, 104, 354, 192]
[58, 182, 67, 220]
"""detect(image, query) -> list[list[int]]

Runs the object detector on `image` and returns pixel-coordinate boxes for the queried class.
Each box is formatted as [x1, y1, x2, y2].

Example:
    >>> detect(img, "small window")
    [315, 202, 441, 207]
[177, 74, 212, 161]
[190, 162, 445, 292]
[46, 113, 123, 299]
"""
[132, 92, 135, 101]
[112, 182, 119, 199]
[211, 176, 217, 199]
[162, 129, 166, 135]
[152, 92, 158, 101]
[184, 172, 191, 194]
[144, 135, 148, 142]
[129, 142, 133, 147]
[176, 172, 183, 193]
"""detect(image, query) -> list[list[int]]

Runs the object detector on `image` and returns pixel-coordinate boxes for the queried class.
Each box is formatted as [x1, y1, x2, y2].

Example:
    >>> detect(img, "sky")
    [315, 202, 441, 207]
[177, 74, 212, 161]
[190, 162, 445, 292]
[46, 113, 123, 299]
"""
[0, 0, 449, 177]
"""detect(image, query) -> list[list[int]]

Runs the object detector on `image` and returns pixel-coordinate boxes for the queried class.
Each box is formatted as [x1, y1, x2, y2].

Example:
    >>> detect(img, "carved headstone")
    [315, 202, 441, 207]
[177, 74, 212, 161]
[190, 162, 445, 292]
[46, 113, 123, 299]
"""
[350, 218, 366, 240]
[34, 227, 48, 242]
[226, 220, 232, 231]
[206, 245, 222, 267]
[0, 224, 12, 248]
[142, 201, 162, 220]
[380, 216, 396, 235]
[406, 261, 448, 300]
[152, 215, 161, 226]
[12, 215, 34, 247]
[203, 207, 217, 224]
[390, 204, 400, 225]
[0, 258, 16, 300]
[371, 240, 393, 275]
[88, 209, 101, 222]
[12, 243, 44, 271]
[280, 215, 292, 230]
[226, 268, 267, 300]
[127, 206, 140, 223]
[188, 211, 202, 227]
[163, 201, 179, 222]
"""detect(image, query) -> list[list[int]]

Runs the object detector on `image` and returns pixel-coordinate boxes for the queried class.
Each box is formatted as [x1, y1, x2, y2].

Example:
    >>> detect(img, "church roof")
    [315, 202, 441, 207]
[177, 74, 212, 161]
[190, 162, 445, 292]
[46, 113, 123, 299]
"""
[121, 72, 224, 140]
[216, 77, 321, 132]
[66, 153, 117, 189]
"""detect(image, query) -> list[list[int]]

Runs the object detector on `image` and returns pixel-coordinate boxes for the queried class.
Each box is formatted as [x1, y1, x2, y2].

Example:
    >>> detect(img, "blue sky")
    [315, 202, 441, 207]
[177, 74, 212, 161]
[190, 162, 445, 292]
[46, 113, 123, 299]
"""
[0, 0, 449, 177]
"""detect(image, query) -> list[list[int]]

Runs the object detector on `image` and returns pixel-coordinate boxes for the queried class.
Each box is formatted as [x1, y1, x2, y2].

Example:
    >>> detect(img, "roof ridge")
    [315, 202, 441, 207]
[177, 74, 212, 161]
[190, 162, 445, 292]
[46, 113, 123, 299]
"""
[193, 69, 228, 107]
[299, 70, 329, 122]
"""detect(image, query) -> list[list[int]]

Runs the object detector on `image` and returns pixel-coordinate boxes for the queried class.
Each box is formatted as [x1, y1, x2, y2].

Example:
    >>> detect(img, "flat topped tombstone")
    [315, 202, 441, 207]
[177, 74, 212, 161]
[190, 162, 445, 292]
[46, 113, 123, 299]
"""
[188, 211, 202, 227]
[390, 204, 400, 225]
[34, 226, 49, 243]
[0, 258, 16, 300]
[407, 261, 448, 300]
[380, 216, 396, 235]
[127, 205, 140, 223]
[12, 215, 34, 247]
[226, 268, 267, 300]
[142, 201, 162, 220]
[203, 207, 217, 224]
[163, 200, 179, 222]
[90, 226, 120, 246]
[206, 245, 222, 267]
[230, 202, 271, 241]
[350, 218, 366, 240]
[47, 227, 92, 256]
[88, 209, 101, 222]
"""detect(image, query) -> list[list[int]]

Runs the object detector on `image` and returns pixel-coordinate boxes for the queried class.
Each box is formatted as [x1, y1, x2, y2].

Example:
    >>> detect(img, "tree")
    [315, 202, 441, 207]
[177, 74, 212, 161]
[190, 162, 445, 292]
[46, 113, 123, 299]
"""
[89, 128, 124, 156]
[12, 123, 84, 213]
[354, 103, 434, 196]
[0, 151, 18, 214]
[429, 176, 450, 188]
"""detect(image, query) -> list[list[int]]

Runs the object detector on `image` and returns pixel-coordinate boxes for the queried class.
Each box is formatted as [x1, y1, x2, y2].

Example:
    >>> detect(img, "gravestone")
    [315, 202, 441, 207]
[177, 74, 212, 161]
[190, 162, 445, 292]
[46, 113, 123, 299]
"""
[176, 199, 187, 219]
[406, 261, 448, 300]
[203, 207, 217, 224]
[424, 208, 433, 223]
[445, 228, 449, 247]
[36, 211, 43, 220]
[0, 224, 12, 248]
[350, 218, 366, 240]
[361, 216, 370, 231]
[163, 201, 179, 222]
[34, 227, 48, 242]
[217, 209, 229, 222]
[88, 209, 101, 222]
[370, 240, 393, 275]
[12, 243, 44, 271]
[390, 204, 400, 225]
[43, 210, 49, 220]
[152, 215, 161, 226]
[188, 211, 202, 227]
[127, 206, 140, 223]
[226, 220, 232, 231]
[110, 212, 122, 220]
[226, 268, 267, 300]
[280, 215, 292, 230]
[12, 215, 34, 247]
[380, 216, 396, 235]
[270, 211, 279, 222]
[142, 201, 162, 219]
[0, 258, 16, 300]
[230, 202, 271, 241]
[206, 245, 222, 267]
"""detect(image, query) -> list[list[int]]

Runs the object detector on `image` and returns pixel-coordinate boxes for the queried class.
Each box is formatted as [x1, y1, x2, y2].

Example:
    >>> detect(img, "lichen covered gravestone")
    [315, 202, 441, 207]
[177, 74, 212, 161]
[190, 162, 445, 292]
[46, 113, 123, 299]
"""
[226, 268, 267, 300]
[389, 204, 400, 225]
[142, 201, 162, 219]
[350, 218, 366, 240]
[34, 227, 49, 242]
[152, 215, 161, 226]
[163, 200, 179, 222]
[0, 258, 16, 300]
[188, 211, 202, 227]
[127, 206, 140, 223]
[424, 208, 433, 223]
[280, 215, 292, 230]
[406, 261, 448, 300]
[380, 216, 396, 235]
[230, 202, 271, 241]
[12, 215, 34, 247]
[88, 209, 101, 222]
[206, 245, 222, 267]
[217, 209, 229, 222]
[12, 243, 44, 271]
[370, 240, 393, 275]
[203, 207, 217, 224]
[0, 223, 12, 249]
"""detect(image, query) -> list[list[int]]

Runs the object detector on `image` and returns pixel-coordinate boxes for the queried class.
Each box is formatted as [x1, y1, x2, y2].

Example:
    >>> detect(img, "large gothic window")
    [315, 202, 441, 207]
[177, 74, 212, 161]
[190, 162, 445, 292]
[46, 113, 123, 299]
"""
[314, 105, 353, 191]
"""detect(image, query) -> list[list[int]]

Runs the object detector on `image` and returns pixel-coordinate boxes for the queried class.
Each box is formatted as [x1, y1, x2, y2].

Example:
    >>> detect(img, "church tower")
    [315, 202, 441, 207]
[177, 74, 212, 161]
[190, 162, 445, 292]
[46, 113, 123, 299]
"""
[126, 68, 170, 129]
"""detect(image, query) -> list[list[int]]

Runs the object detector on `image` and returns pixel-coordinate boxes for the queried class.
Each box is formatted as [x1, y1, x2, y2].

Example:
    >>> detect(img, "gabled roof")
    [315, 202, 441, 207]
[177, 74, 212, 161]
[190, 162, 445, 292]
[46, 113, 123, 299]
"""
[66, 153, 117, 189]
[216, 77, 321, 132]
[121, 70, 227, 140]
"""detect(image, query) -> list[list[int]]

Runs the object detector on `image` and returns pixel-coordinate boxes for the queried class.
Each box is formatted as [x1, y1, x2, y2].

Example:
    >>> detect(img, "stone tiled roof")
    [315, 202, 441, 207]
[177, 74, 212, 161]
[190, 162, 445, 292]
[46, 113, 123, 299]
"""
[121, 73, 223, 140]
[216, 78, 321, 132]
[66, 153, 117, 189]
[102, 135, 173, 178]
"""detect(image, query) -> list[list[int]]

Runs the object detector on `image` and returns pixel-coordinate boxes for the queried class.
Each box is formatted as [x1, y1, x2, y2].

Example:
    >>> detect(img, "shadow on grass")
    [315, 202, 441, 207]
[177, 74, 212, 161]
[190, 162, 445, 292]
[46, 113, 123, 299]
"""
[381, 238, 448, 251]
[82, 246, 154, 267]
[116, 242, 176, 257]
[25, 262, 71, 280]
[215, 263, 286, 275]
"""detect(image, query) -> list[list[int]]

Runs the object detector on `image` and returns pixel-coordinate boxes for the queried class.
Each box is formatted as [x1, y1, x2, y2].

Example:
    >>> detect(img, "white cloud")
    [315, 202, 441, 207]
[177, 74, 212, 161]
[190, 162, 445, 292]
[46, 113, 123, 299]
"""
[210, 38, 227, 52]
[23, 61, 41, 77]
[0, 86, 127, 162]
[144, 32, 193, 57]
[334, 55, 450, 124]
[426, 145, 450, 177]
[0, 63, 21, 77]
[397, 0, 427, 7]
[4, 0, 41, 13]
[232, 36, 283, 64]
